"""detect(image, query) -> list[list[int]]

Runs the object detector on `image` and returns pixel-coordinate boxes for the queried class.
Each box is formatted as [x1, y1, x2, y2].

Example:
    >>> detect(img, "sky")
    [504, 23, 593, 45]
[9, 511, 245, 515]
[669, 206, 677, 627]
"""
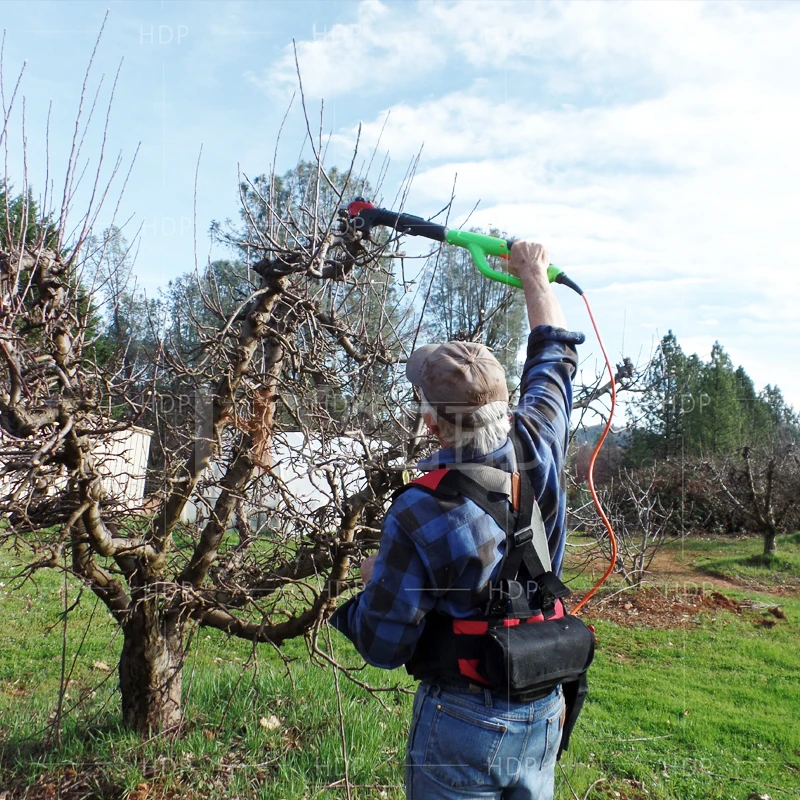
[3, 0, 799, 410]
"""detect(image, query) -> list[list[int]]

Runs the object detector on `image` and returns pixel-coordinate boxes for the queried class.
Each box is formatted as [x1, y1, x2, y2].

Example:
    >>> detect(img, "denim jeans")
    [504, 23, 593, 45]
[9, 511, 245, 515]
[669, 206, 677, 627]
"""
[405, 682, 565, 799]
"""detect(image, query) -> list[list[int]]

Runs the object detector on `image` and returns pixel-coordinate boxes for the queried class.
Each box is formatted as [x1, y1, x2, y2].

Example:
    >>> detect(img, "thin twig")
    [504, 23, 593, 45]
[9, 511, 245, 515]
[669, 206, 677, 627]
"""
[326, 622, 352, 800]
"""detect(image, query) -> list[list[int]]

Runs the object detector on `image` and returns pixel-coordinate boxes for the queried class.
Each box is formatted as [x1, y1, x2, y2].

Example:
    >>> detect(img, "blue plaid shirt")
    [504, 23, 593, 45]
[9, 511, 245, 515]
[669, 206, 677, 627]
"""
[330, 325, 585, 669]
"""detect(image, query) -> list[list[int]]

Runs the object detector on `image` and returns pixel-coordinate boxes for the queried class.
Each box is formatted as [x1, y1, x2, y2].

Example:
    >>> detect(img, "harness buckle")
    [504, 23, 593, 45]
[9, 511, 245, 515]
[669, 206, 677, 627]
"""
[512, 525, 533, 548]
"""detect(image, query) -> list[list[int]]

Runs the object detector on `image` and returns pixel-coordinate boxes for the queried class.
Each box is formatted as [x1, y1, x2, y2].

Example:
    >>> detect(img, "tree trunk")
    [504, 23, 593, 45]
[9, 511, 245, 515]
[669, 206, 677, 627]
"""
[763, 529, 777, 556]
[119, 601, 184, 734]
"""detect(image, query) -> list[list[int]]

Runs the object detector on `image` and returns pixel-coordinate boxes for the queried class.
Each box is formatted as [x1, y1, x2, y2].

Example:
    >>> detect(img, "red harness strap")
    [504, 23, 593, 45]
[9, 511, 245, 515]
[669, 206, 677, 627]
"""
[408, 468, 450, 492]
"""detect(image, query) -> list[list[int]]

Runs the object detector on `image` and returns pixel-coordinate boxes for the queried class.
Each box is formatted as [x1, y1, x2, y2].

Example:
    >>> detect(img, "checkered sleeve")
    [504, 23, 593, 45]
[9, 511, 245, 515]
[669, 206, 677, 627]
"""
[516, 324, 585, 454]
[329, 507, 436, 670]
[514, 324, 585, 574]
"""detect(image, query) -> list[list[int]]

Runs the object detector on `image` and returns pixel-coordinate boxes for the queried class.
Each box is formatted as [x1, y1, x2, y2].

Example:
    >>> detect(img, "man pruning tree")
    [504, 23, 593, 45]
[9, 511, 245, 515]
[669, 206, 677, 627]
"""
[331, 241, 590, 799]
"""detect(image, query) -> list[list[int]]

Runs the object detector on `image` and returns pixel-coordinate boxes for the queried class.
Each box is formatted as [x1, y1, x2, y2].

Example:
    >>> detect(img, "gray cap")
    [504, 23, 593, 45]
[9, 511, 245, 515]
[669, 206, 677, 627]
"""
[406, 341, 509, 425]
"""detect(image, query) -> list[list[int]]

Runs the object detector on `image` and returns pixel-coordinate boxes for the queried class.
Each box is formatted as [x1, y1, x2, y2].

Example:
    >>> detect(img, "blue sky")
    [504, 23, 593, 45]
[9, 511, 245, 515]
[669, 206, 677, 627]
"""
[3, 0, 799, 409]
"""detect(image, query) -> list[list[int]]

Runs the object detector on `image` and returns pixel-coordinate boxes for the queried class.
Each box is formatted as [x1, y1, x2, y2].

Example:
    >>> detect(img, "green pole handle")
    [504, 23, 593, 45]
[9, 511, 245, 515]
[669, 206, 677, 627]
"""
[444, 229, 565, 290]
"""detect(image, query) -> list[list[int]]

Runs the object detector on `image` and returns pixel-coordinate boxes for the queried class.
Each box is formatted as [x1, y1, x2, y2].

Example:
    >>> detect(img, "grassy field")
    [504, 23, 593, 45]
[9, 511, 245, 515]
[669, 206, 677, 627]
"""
[682, 531, 800, 590]
[1, 532, 798, 799]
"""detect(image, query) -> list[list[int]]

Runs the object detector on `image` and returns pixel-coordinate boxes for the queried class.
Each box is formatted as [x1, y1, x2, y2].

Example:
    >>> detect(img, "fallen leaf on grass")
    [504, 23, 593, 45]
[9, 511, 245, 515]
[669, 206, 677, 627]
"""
[615, 652, 633, 663]
[92, 661, 110, 671]
[129, 783, 150, 800]
[754, 618, 777, 628]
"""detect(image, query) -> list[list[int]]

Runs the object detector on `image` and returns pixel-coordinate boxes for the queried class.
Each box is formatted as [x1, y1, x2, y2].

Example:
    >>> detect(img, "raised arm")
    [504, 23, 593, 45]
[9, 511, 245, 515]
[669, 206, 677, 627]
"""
[510, 240, 582, 448]
[509, 241, 567, 331]
[510, 242, 585, 572]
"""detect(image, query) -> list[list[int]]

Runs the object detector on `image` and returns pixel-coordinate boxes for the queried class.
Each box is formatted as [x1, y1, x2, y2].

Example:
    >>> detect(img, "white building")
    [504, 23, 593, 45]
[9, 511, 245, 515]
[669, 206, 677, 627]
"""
[0, 426, 153, 506]
[179, 432, 395, 528]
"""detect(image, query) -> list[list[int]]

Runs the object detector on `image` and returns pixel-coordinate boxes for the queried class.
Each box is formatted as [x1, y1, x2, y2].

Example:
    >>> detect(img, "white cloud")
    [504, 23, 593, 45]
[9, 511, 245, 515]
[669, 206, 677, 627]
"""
[262, 0, 800, 405]
[251, 0, 447, 99]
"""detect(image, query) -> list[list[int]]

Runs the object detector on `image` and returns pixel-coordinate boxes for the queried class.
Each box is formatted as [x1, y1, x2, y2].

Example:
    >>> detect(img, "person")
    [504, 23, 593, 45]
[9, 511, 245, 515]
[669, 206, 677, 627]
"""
[330, 241, 585, 799]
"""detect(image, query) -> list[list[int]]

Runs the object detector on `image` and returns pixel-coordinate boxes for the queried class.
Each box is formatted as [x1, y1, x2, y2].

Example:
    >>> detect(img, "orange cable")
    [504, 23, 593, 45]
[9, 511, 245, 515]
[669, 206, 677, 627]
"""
[570, 293, 618, 616]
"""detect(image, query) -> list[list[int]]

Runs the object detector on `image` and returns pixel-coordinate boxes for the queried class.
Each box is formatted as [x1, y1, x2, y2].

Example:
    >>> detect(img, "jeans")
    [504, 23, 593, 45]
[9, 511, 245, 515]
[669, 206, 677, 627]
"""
[405, 683, 565, 799]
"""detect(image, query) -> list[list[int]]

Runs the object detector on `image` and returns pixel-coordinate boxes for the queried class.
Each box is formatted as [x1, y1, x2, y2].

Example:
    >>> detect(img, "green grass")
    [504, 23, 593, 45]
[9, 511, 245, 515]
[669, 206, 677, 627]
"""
[1, 535, 799, 799]
[663, 531, 800, 590]
[566, 602, 800, 799]
[0, 550, 414, 799]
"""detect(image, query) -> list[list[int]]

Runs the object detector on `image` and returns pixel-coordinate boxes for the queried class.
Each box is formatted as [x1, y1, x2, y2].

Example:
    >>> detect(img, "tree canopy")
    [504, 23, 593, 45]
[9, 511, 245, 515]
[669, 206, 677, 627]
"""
[626, 330, 798, 465]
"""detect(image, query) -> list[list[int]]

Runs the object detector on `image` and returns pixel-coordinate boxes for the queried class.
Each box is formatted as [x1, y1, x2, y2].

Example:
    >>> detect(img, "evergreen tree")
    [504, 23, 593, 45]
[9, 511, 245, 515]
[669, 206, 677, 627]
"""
[626, 332, 799, 466]
[0, 180, 57, 251]
[734, 366, 774, 446]
[693, 342, 741, 454]
[759, 384, 800, 445]
[629, 331, 697, 460]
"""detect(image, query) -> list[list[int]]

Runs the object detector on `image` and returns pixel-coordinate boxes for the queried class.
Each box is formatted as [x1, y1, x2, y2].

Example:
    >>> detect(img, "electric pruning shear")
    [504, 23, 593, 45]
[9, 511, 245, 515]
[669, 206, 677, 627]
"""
[344, 198, 584, 295]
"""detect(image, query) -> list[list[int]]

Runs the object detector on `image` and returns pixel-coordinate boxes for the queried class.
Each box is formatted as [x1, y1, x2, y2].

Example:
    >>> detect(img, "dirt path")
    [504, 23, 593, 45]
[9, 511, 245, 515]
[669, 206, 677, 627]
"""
[644, 547, 744, 592]
[576, 539, 795, 629]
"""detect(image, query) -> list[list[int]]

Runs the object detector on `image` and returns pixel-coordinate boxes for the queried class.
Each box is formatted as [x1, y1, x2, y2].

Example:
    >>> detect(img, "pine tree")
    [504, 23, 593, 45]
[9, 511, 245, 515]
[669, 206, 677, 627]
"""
[632, 331, 697, 459]
[692, 343, 741, 454]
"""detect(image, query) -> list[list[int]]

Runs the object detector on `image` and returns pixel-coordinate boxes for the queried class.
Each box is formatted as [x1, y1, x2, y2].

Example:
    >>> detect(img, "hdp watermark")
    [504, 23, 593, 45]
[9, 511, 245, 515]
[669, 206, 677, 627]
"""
[142, 217, 193, 238]
[140, 25, 189, 45]
[664, 392, 711, 414]
[311, 23, 361, 42]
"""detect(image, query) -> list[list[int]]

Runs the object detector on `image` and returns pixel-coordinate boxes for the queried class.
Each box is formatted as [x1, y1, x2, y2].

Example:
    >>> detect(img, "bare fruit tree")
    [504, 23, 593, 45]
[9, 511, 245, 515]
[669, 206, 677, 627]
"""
[2, 166, 422, 733]
[577, 465, 676, 587]
[1, 32, 649, 738]
[0, 34, 441, 732]
[704, 445, 800, 556]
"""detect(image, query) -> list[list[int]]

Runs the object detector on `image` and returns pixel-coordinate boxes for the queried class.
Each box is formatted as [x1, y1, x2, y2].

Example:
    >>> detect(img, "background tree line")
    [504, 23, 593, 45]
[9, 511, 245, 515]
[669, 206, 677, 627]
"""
[626, 330, 797, 463]
[570, 329, 800, 569]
